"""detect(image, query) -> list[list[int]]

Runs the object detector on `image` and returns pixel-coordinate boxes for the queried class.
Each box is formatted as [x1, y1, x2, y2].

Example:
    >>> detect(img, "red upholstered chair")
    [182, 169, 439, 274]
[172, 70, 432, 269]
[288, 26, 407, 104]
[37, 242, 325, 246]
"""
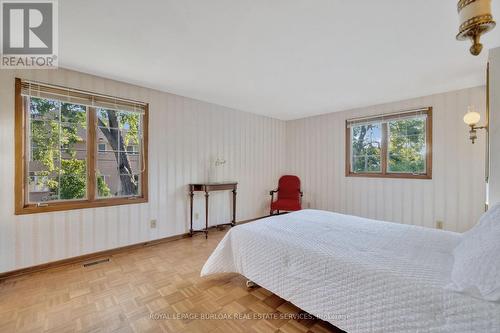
[269, 175, 303, 215]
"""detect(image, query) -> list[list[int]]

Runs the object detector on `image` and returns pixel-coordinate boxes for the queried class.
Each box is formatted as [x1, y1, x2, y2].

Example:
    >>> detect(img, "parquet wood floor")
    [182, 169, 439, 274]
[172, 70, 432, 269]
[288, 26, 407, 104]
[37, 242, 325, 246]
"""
[0, 229, 344, 333]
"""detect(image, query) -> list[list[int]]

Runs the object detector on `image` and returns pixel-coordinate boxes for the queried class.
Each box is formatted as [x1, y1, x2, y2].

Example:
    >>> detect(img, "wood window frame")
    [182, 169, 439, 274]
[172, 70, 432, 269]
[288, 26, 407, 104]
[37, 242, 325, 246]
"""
[345, 107, 432, 179]
[14, 78, 149, 215]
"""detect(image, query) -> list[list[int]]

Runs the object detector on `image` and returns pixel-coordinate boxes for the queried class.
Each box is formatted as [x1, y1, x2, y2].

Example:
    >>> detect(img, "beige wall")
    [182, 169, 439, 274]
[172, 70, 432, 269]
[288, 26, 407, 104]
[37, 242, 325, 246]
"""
[0, 67, 488, 273]
[285, 87, 487, 232]
[0, 68, 287, 273]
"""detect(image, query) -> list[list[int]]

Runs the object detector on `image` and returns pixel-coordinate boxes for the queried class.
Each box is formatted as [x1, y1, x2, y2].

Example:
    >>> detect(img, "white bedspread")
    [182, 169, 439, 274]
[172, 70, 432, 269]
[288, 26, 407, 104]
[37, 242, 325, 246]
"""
[201, 209, 500, 333]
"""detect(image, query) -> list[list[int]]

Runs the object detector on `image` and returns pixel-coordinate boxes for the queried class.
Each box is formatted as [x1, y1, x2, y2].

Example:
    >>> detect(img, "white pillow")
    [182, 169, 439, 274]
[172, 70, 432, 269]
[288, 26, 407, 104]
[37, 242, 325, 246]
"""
[448, 203, 500, 301]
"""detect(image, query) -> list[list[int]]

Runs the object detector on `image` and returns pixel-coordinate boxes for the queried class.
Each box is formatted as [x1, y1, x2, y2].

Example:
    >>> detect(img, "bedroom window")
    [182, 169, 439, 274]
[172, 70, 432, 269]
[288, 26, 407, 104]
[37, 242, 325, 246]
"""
[15, 78, 149, 214]
[346, 107, 432, 179]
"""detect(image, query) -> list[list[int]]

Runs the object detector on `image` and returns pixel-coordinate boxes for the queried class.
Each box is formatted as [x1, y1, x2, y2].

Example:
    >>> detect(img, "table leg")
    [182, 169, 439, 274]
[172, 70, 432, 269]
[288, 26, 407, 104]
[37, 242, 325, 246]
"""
[232, 188, 237, 226]
[189, 189, 194, 236]
[205, 191, 209, 239]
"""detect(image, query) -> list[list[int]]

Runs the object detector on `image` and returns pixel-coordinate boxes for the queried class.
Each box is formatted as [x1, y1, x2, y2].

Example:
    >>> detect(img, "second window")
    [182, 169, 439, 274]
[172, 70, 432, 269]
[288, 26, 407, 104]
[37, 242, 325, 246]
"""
[346, 108, 432, 179]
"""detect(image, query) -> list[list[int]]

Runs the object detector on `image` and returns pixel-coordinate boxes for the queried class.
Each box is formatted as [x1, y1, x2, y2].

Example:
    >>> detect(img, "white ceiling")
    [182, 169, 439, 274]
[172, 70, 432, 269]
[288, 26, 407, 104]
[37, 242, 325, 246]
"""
[60, 0, 500, 120]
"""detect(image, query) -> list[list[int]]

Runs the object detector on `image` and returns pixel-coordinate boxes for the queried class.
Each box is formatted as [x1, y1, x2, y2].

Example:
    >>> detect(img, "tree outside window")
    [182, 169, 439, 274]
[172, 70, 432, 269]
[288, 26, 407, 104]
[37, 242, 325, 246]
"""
[346, 108, 432, 179]
[16, 78, 148, 214]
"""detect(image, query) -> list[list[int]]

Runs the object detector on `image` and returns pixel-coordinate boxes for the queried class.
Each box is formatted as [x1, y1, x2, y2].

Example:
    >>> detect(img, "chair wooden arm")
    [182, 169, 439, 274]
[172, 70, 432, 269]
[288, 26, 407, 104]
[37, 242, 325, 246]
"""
[269, 189, 279, 196]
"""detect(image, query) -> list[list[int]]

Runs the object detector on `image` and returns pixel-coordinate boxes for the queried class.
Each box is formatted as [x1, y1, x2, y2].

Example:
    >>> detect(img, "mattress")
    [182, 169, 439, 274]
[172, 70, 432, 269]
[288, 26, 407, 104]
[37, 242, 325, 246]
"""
[201, 209, 500, 333]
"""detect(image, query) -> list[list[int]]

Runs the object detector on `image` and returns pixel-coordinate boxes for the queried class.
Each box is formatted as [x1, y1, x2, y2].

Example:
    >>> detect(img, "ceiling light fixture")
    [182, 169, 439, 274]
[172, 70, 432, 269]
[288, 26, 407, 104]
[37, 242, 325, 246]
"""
[456, 0, 496, 56]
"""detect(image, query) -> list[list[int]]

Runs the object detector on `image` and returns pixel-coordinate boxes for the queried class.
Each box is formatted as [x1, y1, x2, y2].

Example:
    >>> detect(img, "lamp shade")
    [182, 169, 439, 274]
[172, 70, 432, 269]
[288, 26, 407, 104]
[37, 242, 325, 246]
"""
[458, 0, 493, 30]
[457, 0, 496, 55]
[463, 108, 481, 126]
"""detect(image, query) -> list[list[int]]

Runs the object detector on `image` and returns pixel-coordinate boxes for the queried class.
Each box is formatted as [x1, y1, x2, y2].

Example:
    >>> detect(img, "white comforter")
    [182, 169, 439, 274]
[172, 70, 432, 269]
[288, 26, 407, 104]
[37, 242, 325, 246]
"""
[201, 209, 500, 333]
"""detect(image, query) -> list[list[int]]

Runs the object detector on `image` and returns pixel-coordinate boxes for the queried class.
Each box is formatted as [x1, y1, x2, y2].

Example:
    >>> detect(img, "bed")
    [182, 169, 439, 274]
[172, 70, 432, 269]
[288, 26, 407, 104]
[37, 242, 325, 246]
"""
[201, 209, 500, 333]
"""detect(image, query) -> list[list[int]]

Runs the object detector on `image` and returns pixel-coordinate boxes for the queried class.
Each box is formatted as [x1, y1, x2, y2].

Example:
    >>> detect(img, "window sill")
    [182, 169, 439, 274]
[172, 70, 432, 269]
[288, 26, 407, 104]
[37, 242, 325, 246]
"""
[15, 197, 148, 215]
[346, 172, 432, 180]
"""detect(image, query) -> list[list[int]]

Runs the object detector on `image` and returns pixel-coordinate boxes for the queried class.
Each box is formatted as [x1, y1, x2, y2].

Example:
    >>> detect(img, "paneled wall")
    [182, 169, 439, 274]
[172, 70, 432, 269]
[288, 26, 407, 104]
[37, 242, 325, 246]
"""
[0, 69, 286, 273]
[286, 87, 487, 232]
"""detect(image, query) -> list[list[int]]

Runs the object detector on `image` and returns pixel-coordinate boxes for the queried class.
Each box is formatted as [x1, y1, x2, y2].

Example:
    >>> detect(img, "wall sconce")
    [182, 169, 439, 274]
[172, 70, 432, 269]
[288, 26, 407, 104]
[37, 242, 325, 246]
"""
[463, 106, 487, 144]
[215, 158, 226, 167]
[456, 0, 496, 56]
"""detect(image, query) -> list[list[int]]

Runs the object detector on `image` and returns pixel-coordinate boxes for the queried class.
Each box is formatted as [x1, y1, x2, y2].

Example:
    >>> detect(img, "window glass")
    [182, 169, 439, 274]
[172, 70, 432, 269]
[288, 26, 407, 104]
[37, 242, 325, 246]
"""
[388, 118, 426, 174]
[351, 123, 382, 173]
[96, 108, 142, 198]
[28, 97, 87, 203]
[16, 79, 148, 214]
[347, 110, 431, 178]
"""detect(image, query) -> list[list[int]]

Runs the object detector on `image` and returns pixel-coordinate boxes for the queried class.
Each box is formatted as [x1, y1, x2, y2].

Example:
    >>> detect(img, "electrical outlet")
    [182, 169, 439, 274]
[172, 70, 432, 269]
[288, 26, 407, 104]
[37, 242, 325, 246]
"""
[436, 220, 444, 230]
[150, 219, 157, 228]
[194, 213, 199, 220]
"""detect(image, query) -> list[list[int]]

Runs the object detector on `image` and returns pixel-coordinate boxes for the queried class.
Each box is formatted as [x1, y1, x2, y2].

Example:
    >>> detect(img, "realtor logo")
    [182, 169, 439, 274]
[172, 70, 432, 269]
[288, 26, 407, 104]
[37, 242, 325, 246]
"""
[1, 0, 58, 68]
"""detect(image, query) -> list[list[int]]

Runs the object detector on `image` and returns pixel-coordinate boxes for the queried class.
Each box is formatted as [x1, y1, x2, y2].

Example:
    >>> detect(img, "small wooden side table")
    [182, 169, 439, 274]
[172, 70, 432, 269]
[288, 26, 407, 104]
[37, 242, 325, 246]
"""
[188, 182, 237, 238]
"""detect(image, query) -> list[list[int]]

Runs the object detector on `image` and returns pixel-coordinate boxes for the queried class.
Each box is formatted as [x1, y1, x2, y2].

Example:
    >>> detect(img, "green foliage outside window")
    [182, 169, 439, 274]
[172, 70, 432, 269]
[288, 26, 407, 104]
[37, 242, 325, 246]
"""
[58, 159, 86, 200]
[350, 116, 427, 175]
[351, 124, 381, 173]
[28, 97, 140, 202]
[388, 119, 425, 173]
